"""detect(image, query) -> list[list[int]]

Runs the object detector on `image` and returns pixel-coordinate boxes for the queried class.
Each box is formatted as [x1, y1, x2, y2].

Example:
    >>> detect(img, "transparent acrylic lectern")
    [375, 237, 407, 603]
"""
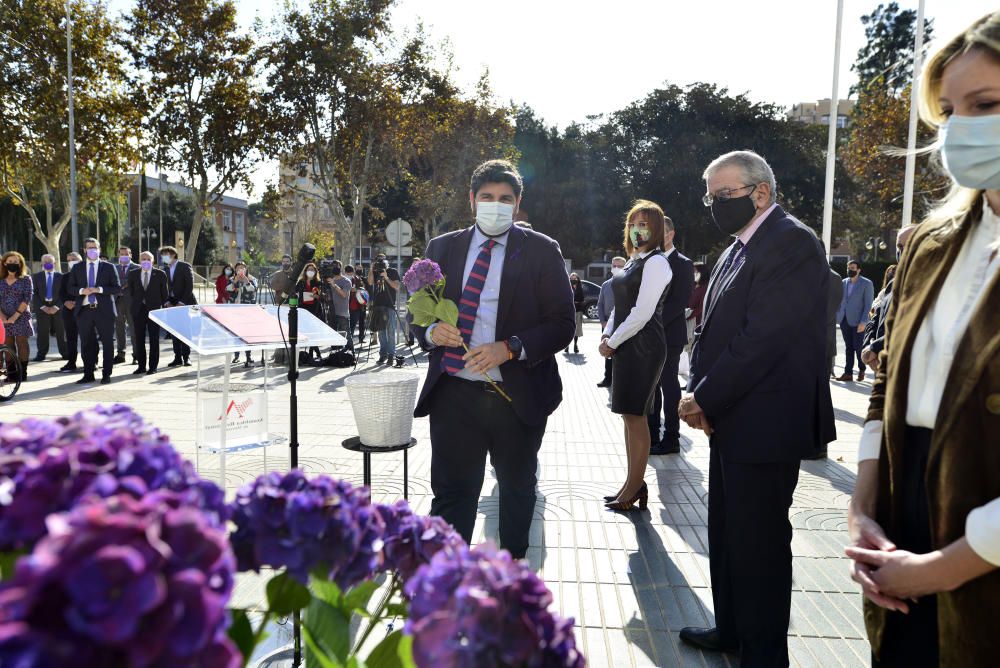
[150, 304, 346, 485]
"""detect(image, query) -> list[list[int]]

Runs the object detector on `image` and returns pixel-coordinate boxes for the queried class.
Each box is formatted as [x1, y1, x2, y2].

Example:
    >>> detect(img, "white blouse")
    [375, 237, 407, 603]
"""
[858, 198, 1000, 565]
[602, 250, 672, 349]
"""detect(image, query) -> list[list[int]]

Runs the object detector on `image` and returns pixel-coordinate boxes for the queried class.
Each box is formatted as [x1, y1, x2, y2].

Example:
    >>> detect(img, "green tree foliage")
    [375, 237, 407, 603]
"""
[851, 2, 934, 96]
[514, 84, 828, 265]
[403, 73, 519, 247]
[843, 4, 945, 254]
[0, 0, 141, 259]
[133, 190, 220, 265]
[126, 0, 276, 263]
[262, 0, 459, 264]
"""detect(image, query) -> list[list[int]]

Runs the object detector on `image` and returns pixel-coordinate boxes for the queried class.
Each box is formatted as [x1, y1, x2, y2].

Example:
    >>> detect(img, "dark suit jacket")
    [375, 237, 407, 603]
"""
[166, 261, 197, 305]
[862, 280, 892, 355]
[31, 271, 64, 308]
[410, 225, 576, 426]
[127, 268, 169, 314]
[65, 260, 120, 318]
[114, 262, 140, 295]
[663, 249, 694, 347]
[689, 206, 835, 462]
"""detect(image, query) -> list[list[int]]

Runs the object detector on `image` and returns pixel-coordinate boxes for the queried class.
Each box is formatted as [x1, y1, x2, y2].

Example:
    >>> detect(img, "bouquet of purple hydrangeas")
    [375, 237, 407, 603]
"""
[379, 500, 465, 583]
[0, 405, 227, 553]
[405, 543, 585, 667]
[0, 492, 240, 668]
[404, 258, 511, 401]
[228, 469, 385, 589]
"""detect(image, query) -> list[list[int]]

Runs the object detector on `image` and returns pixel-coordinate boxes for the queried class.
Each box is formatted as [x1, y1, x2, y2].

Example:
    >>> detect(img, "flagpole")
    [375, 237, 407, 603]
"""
[821, 0, 845, 259]
[901, 0, 927, 228]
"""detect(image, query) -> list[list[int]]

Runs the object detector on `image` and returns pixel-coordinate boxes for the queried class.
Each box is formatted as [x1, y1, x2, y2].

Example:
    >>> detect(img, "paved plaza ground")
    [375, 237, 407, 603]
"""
[2, 322, 873, 667]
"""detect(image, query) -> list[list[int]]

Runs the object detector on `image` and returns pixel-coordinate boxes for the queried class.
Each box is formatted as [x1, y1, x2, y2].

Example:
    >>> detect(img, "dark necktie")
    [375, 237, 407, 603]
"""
[711, 240, 745, 299]
[45, 273, 53, 301]
[442, 239, 497, 375]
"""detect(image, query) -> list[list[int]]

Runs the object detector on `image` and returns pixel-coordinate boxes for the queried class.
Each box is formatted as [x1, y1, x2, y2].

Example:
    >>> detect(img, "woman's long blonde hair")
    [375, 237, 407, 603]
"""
[919, 11, 1000, 230]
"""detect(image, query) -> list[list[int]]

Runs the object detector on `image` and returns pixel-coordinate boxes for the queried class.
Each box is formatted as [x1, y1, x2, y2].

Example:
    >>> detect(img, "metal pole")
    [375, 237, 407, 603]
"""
[159, 173, 164, 247]
[901, 0, 927, 228]
[821, 0, 845, 258]
[66, 1, 79, 252]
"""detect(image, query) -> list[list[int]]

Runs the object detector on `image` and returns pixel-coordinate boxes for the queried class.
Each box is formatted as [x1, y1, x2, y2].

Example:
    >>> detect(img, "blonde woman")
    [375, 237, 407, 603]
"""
[846, 12, 1000, 666]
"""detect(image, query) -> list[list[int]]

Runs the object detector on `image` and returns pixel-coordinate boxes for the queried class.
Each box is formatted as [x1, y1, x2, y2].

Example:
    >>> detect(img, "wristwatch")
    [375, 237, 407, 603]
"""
[505, 336, 523, 361]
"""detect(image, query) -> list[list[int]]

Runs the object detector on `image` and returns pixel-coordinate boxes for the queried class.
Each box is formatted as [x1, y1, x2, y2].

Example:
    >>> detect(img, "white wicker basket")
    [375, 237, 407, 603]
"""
[344, 373, 420, 447]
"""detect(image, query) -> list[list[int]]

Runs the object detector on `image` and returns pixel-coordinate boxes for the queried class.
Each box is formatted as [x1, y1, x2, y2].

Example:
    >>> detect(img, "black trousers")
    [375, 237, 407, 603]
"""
[35, 308, 66, 357]
[428, 375, 545, 558]
[171, 334, 190, 360]
[602, 356, 612, 382]
[647, 346, 684, 442]
[62, 307, 79, 365]
[708, 446, 799, 667]
[351, 308, 366, 343]
[76, 307, 115, 377]
[873, 427, 937, 667]
[132, 309, 160, 371]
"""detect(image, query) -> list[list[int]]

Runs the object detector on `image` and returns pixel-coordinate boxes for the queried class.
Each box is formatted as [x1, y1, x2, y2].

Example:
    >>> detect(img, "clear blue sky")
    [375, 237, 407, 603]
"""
[107, 0, 993, 199]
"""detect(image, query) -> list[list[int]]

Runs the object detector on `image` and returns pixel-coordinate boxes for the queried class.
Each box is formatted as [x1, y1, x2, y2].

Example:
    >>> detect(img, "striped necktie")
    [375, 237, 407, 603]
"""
[442, 239, 497, 375]
[710, 240, 745, 302]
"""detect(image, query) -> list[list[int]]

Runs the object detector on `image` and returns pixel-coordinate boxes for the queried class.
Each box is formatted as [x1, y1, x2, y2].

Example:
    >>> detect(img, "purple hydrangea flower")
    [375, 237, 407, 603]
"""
[402, 259, 444, 294]
[378, 500, 465, 583]
[404, 543, 586, 667]
[0, 405, 227, 551]
[229, 470, 386, 588]
[0, 492, 240, 668]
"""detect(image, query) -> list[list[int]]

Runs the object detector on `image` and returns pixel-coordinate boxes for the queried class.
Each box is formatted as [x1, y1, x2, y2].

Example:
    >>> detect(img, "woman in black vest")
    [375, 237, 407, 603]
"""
[599, 200, 672, 512]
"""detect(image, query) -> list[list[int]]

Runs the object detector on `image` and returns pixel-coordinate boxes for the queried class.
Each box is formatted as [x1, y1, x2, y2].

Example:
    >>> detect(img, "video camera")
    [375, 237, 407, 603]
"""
[318, 259, 340, 280]
[371, 258, 388, 275]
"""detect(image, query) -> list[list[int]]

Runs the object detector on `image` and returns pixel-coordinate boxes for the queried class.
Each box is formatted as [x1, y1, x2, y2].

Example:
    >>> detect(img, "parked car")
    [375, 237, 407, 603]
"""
[580, 280, 602, 320]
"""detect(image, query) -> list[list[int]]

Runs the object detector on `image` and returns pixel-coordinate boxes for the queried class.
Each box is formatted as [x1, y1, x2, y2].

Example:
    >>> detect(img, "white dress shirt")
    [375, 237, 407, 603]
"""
[78, 259, 104, 295]
[602, 250, 672, 349]
[858, 198, 1000, 565]
[425, 226, 526, 382]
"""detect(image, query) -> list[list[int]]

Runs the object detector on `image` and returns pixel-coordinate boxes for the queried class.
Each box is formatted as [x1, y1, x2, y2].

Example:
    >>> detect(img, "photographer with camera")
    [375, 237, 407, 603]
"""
[347, 265, 366, 349]
[367, 254, 401, 365]
[227, 261, 258, 368]
[323, 260, 353, 352]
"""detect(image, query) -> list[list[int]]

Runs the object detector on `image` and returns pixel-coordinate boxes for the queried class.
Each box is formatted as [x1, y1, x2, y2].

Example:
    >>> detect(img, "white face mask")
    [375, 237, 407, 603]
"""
[941, 114, 1000, 190]
[694, 272, 701, 282]
[610, 266, 625, 277]
[161, 255, 172, 265]
[67, 260, 79, 271]
[306, 270, 316, 279]
[475, 201, 515, 237]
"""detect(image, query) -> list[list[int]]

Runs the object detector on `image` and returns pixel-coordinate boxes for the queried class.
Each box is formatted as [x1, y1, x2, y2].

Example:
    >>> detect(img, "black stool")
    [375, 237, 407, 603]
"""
[341, 437, 417, 499]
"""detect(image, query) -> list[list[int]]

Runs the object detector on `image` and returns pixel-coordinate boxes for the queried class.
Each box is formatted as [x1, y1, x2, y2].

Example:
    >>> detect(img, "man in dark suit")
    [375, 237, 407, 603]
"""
[65, 238, 121, 384]
[647, 221, 695, 455]
[30, 254, 67, 361]
[113, 246, 139, 364]
[409, 159, 576, 559]
[126, 250, 169, 374]
[159, 245, 196, 366]
[678, 151, 835, 665]
[834, 259, 874, 382]
[58, 252, 82, 372]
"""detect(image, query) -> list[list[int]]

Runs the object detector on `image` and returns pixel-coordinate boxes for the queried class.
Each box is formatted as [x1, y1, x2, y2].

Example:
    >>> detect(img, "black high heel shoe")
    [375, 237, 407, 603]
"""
[605, 482, 648, 512]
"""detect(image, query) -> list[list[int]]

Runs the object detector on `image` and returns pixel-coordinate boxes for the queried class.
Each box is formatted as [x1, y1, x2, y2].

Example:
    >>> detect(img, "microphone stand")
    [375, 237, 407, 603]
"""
[287, 288, 301, 667]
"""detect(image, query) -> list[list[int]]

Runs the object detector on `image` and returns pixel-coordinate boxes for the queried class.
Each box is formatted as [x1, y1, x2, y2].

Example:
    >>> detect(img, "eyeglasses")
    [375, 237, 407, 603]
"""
[702, 184, 756, 207]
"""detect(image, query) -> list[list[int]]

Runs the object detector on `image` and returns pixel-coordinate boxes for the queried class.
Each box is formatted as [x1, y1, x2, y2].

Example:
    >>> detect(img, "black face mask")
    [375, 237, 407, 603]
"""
[332, 268, 341, 275]
[710, 192, 757, 236]
[5, 264, 19, 273]
[848, 269, 859, 278]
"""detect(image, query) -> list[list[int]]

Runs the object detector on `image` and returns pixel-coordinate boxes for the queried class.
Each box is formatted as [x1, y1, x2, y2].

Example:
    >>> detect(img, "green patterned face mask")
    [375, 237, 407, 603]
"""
[629, 227, 650, 248]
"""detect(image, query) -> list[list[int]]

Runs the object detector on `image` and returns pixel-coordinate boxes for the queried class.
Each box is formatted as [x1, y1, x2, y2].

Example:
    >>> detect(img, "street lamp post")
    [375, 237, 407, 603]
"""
[140, 228, 158, 255]
[865, 237, 887, 262]
[158, 173, 165, 249]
